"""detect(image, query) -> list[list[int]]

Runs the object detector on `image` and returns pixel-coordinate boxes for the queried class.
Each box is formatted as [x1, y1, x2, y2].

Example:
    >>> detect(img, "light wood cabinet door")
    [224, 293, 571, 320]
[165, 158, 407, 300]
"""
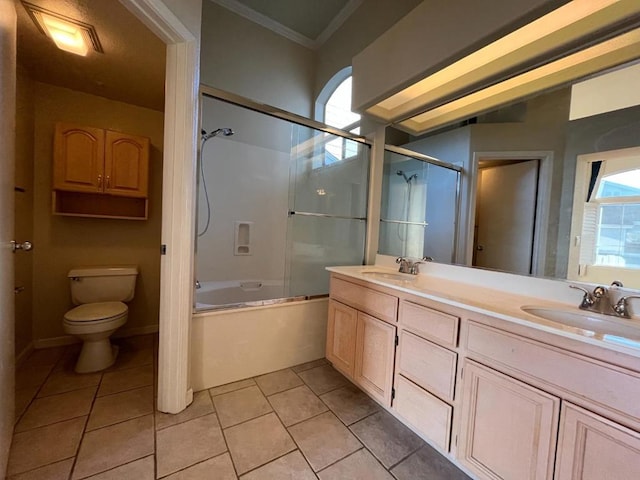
[459, 360, 559, 480]
[326, 300, 358, 378]
[104, 130, 150, 198]
[355, 312, 396, 406]
[53, 123, 105, 193]
[555, 402, 640, 480]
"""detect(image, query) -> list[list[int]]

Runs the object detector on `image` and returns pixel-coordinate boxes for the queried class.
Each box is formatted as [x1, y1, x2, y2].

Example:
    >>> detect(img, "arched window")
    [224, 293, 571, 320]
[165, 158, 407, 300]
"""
[315, 67, 361, 166]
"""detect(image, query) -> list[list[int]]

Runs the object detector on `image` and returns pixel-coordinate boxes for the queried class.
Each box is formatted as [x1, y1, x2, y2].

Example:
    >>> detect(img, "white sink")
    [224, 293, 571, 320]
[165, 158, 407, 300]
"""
[521, 305, 640, 342]
[360, 270, 416, 282]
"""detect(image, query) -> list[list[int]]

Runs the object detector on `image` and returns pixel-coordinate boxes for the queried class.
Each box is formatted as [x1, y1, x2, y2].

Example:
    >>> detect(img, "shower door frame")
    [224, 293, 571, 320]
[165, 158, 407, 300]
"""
[196, 85, 372, 311]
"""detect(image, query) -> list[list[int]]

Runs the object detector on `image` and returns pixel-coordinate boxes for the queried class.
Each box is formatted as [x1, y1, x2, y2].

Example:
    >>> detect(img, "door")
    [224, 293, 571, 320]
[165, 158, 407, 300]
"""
[459, 360, 559, 480]
[474, 160, 539, 274]
[0, 0, 17, 474]
[105, 130, 149, 198]
[555, 402, 640, 480]
[326, 300, 357, 378]
[354, 312, 396, 406]
[53, 123, 105, 193]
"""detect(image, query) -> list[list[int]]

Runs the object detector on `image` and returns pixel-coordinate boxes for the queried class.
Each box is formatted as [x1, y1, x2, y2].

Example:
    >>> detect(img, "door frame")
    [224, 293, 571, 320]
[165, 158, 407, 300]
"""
[466, 151, 553, 276]
[121, 0, 200, 413]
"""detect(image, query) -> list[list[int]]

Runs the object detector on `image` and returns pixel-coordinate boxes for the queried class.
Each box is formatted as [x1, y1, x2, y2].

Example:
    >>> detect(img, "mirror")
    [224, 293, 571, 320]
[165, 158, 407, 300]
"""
[380, 60, 640, 287]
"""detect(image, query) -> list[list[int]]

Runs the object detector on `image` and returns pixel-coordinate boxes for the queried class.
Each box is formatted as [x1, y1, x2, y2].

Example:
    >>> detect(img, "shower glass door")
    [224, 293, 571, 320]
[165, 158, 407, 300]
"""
[195, 90, 369, 310]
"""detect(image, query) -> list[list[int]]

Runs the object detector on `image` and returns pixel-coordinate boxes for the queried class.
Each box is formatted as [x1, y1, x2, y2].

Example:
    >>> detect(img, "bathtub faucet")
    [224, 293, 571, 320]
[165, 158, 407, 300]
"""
[195, 280, 201, 289]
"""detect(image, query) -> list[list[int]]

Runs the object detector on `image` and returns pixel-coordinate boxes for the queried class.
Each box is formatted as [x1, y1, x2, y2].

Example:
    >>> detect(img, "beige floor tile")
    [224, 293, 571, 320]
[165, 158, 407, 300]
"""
[87, 386, 154, 431]
[297, 365, 348, 395]
[349, 411, 423, 468]
[52, 345, 82, 373]
[7, 458, 74, 480]
[291, 358, 328, 373]
[213, 385, 272, 428]
[21, 347, 67, 368]
[254, 369, 303, 396]
[7, 416, 86, 476]
[317, 449, 393, 480]
[15, 364, 53, 390]
[156, 390, 214, 430]
[240, 450, 316, 480]
[84, 455, 155, 479]
[156, 413, 227, 478]
[38, 369, 102, 397]
[224, 413, 296, 475]
[97, 364, 153, 397]
[288, 412, 361, 472]
[268, 385, 327, 427]
[16, 386, 96, 432]
[164, 453, 237, 480]
[390, 444, 471, 480]
[14, 385, 39, 422]
[108, 345, 154, 372]
[209, 378, 256, 397]
[320, 384, 380, 425]
[72, 414, 154, 479]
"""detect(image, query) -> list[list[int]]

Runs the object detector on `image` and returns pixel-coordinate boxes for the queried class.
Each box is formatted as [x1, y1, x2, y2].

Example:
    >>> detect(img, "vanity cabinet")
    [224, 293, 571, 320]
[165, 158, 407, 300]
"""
[326, 275, 398, 406]
[458, 359, 559, 480]
[555, 402, 640, 480]
[53, 122, 150, 219]
[393, 299, 459, 452]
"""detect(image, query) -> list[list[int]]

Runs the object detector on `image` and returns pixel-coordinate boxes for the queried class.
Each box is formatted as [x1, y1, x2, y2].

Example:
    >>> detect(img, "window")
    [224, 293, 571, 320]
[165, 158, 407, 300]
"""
[315, 67, 361, 167]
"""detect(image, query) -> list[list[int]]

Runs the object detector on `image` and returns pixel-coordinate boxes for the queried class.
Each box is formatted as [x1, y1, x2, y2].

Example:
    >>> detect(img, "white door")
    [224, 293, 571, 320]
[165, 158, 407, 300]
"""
[474, 160, 539, 275]
[0, 0, 17, 474]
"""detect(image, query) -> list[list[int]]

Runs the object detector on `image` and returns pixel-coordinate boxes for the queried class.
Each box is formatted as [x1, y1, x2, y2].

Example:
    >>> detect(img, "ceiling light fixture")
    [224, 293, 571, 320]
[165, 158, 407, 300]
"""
[22, 2, 103, 56]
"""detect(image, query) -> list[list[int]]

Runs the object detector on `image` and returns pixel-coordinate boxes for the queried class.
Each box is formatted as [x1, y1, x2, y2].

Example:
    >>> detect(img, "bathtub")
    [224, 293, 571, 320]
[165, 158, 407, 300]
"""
[195, 279, 288, 310]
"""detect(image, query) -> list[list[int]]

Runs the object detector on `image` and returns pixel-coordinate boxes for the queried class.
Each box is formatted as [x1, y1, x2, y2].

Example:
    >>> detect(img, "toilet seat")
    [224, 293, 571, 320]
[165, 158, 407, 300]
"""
[64, 301, 128, 324]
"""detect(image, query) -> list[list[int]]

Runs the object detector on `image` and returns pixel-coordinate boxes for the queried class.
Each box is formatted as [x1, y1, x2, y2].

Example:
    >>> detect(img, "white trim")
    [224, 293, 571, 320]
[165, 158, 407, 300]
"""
[466, 151, 553, 277]
[34, 335, 79, 349]
[122, 0, 200, 414]
[209, 0, 361, 50]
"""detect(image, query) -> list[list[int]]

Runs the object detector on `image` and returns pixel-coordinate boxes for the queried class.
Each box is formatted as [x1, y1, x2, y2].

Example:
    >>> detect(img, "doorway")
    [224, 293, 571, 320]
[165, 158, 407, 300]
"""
[473, 160, 539, 274]
[467, 151, 553, 276]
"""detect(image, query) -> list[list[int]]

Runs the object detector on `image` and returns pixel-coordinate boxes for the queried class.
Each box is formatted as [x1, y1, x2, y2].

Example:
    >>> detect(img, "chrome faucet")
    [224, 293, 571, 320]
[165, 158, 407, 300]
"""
[570, 281, 639, 319]
[396, 256, 432, 275]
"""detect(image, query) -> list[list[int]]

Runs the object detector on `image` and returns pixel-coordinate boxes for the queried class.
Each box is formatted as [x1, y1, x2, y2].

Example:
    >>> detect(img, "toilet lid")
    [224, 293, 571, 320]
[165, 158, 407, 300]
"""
[65, 302, 127, 322]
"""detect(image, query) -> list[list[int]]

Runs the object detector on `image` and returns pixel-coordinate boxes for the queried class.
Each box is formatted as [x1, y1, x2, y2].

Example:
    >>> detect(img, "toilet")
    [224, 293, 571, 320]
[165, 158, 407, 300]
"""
[63, 266, 139, 373]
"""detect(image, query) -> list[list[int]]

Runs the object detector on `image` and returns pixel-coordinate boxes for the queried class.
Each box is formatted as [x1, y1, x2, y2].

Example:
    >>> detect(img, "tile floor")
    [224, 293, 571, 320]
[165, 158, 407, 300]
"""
[9, 335, 471, 479]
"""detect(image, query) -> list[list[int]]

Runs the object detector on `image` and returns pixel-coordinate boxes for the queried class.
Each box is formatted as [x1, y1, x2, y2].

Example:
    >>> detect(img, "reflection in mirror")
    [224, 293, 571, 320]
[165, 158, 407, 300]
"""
[383, 60, 640, 286]
[378, 147, 460, 263]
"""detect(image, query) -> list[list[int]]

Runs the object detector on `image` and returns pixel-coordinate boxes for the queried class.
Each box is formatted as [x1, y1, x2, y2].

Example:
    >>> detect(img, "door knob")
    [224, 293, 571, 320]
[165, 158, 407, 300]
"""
[476, 245, 484, 251]
[11, 240, 33, 252]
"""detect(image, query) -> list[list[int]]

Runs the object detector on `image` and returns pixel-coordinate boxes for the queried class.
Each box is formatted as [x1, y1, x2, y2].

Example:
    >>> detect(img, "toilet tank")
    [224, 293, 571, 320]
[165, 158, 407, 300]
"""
[68, 266, 138, 304]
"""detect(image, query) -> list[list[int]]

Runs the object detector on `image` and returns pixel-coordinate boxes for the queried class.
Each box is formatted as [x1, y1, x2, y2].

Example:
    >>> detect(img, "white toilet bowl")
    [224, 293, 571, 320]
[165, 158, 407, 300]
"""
[63, 301, 128, 373]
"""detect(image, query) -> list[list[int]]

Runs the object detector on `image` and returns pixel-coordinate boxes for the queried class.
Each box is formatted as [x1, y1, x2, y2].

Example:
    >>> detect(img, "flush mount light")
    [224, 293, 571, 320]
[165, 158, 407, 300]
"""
[23, 1, 103, 56]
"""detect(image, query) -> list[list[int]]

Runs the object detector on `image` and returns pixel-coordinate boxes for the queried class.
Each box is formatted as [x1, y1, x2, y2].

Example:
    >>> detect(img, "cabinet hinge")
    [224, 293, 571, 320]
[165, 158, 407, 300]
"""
[455, 434, 458, 446]
[460, 367, 463, 380]
[161, 244, 167, 255]
[395, 335, 399, 346]
[391, 387, 395, 400]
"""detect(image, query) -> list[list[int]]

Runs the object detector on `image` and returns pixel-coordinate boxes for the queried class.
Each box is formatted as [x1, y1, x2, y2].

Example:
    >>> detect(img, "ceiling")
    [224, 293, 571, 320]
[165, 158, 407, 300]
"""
[211, 0, 363, 49]
[16, 0, 166, 111]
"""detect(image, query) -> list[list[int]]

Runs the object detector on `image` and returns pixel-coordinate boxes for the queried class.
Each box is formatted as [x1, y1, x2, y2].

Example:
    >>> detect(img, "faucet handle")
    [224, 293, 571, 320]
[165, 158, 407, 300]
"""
[396, 256, 407, 264]
[422, 256, 433, 262]
[614, 295, 640, 318]
[611, 280, 623, 287]
[569, 284, 595, 308]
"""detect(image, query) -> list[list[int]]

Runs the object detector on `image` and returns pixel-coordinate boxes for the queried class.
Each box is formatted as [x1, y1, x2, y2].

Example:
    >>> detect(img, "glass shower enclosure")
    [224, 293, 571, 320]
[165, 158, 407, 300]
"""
[195, 88, 370, 310]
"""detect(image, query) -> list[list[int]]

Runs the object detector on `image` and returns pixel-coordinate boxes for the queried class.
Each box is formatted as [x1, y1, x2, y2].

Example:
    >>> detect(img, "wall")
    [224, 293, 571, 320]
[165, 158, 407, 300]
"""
[14, 66, 34, 358]
[199, 1, 315, 117]
[31, 82, 164, 344]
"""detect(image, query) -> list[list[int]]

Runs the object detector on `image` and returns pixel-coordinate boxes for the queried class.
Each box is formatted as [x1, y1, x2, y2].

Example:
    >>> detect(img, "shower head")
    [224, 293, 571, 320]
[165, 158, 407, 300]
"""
[201, 127, 234, 142]
[396, 170, 418, 184]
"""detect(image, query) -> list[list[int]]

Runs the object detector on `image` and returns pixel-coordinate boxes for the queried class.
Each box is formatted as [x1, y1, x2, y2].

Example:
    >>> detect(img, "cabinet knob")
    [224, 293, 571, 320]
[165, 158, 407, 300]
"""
[106, 176, 111, 188]
[98, 174, 102, 187]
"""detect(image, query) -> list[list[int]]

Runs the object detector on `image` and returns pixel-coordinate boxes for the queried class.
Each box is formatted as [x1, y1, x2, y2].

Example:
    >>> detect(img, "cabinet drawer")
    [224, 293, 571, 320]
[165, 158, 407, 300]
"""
[399, 300, 459, 348]
[465, 321, 640, 425]
[394, 374, 452, 451]
[397, 330, 456, 402]
[330, 277, 398, 324]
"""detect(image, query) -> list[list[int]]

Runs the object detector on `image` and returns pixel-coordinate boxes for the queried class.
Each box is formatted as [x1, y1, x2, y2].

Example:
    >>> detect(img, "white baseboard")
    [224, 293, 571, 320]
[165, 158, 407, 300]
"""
[34, 324, 159, 349]
[15, 342, 35, 368]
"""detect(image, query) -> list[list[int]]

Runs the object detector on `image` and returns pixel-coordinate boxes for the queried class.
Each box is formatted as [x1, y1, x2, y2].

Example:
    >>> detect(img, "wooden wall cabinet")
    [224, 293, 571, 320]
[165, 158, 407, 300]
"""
[53, 123, 150, 220]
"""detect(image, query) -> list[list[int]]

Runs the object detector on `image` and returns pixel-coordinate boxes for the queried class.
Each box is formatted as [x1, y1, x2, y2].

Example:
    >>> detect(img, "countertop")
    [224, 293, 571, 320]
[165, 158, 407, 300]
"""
[327, 265, 640, 358]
